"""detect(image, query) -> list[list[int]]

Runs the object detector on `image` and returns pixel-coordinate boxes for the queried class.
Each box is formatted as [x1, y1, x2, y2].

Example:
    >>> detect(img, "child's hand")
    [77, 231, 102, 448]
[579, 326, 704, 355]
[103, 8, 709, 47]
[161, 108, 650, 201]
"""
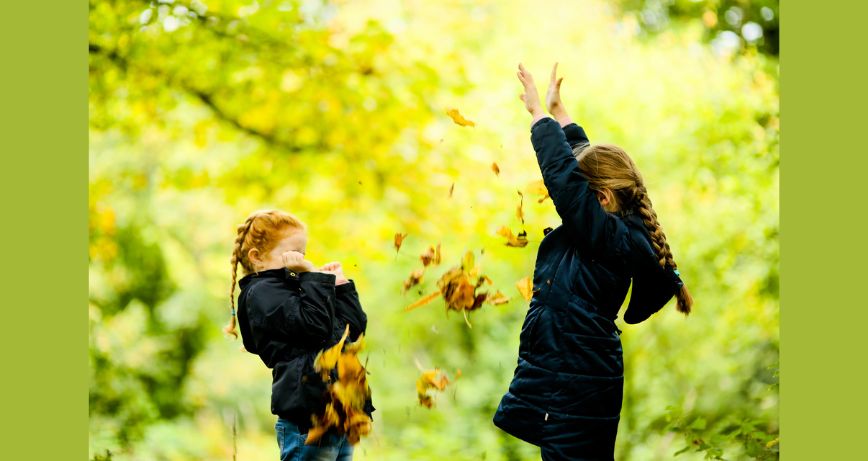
[517, 63, 545, 119]
[282, 250, 315, 273]
[545, 62, 566, 118]
[320, 261, 349, 285]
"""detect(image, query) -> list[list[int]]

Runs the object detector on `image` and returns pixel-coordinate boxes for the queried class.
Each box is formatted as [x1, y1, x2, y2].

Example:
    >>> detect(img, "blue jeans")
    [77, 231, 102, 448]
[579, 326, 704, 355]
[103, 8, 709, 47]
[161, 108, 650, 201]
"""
[275, 418, 353, 461]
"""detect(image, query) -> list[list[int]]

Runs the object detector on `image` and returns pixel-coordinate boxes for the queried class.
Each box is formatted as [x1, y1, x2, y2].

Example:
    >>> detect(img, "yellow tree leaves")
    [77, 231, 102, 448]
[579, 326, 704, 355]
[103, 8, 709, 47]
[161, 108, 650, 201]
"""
[491, 162, 500, 175]
[309, 325, 373, 445]
[446, 108, 475, 127]
[526, 179, 551, 203]
[403, 244, 442, 291]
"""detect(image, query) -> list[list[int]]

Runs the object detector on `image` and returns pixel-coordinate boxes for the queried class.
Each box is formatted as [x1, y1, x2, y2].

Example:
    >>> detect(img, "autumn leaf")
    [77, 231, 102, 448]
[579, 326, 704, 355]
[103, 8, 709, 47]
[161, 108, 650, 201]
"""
[487, 290, 510, 305]
[491, 162, 500, 175]
[403, 269, 424, 292]
[449, 182, 455, 198]
[516, 276, 534, 301]
[526, 179, 551, 203]
[445, 108, 475, 127]
[497, 226, 528, 248]
[404, 290, 441, 312]
[420, 244, 442, 267]
[416, 368, 451, 408]
[394, 232, 407, 253]
[308, 328, 373, 445]
[516, 190, 525, 225]
[314, 324, 350, 380]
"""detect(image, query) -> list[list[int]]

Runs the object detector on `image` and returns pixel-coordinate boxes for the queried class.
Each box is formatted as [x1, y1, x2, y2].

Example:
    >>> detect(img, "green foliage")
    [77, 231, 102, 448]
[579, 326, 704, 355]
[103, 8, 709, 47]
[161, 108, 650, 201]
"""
[89, 1, 778, 460]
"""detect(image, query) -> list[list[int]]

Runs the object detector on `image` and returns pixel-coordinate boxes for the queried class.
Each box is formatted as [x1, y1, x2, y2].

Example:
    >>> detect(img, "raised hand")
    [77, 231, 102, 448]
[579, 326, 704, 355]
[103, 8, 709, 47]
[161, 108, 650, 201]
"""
[545, 62, 567, 119]
[282, 250, 316, 273]
[320, 261, 349, 285]
[517, 63, 545, 119]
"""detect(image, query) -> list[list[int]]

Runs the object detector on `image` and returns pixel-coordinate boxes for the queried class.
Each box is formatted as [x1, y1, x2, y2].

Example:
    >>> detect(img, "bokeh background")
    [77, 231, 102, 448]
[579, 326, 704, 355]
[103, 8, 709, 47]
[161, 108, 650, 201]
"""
[88, 0, 779, 459]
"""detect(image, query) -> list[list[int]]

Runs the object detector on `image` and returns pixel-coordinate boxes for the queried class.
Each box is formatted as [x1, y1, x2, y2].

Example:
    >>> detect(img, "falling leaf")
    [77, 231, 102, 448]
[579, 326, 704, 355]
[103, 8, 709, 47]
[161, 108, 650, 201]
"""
[416, 368, 451, 408]
[491, 162, 500, 175]
[449, 183, 455, 198]
[446, 108, 476, 127]
[516, 190, 525, 225]
[308, 326, 373, 445]
[497, 226, 529, 247]
[526, 179, 551, 203]
[516, 276, 533, 301]
[405, 290, 441, 312]
[420, 244, 442, 267]
[487, 291, 510, 305]
[403, 269, 424, 292]
[394, 232, 407, 253]
[404, 251, 498, 327]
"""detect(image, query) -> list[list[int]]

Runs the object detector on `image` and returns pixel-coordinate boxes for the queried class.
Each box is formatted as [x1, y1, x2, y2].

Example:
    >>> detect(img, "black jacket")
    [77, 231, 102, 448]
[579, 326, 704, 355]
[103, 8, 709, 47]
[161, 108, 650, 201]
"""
[237, 268, 372, 430]
[493, 118, 683, 460]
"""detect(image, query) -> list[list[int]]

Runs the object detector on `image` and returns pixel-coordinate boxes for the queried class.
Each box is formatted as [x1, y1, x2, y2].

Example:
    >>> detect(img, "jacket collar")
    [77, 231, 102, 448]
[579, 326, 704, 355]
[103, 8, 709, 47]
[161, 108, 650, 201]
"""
[238, 268, 292, 290]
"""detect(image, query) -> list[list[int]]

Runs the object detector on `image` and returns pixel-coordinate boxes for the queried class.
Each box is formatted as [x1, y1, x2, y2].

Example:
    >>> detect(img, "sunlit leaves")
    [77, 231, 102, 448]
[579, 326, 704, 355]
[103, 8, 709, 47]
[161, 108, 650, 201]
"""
[496, 226, 528, 248]
[516, 276, 533, 302]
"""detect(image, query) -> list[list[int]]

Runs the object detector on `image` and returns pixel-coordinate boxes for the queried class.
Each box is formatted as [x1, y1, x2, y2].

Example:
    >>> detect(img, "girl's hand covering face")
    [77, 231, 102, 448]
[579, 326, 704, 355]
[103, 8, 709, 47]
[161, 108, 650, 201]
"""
[282, 250, 315, 273]
[517, 63, 544, 116]
[319, 261, 349, 285]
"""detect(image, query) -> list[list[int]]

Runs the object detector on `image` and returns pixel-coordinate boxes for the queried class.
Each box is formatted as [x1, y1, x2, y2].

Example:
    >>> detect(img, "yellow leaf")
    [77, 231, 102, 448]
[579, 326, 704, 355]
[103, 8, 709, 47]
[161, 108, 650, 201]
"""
[516, 276, 533, 301]
[446, 108, 476, 127]
[394, 232, 407, 253]
[497, 226, 529, 247]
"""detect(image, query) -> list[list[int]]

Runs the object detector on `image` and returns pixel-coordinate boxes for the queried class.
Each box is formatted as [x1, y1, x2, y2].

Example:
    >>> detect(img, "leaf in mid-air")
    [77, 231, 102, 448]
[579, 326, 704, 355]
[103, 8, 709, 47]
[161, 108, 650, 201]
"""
[394, 232, 408, 253]
[516, 190, 525, 225]
[516, 276, 533, 301]
[416, 368, 451, 408]
[403, 269, 425, 292]
[445, 108, 476, 127]
[420, 244, 442, 267]
[491, 162, 500, 175]
[487, 291, 510, 305]
[497, 226, 529, 247]
[526, 179, 551, 203]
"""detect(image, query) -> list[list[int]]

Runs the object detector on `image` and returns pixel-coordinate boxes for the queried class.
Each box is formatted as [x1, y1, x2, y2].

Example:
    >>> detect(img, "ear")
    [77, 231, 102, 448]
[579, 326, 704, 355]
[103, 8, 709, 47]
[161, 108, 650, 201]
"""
[596, 190, 610, 206]
[247, 248, 261, 266]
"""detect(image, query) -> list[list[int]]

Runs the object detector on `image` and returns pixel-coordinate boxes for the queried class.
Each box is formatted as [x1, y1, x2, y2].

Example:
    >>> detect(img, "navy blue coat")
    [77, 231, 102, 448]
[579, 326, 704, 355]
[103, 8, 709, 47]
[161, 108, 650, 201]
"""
[493, 118, 683, 460]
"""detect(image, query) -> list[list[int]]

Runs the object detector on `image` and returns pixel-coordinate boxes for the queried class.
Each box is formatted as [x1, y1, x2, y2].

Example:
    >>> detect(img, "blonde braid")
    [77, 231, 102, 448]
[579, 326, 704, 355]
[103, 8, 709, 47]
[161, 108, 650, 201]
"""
[633, 184, 693, 314]
[224, 215, 257, 338]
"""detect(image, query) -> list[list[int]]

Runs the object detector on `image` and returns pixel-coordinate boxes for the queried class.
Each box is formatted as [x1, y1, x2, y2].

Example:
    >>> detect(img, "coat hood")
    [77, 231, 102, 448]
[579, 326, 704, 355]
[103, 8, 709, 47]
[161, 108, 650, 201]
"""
[621, 212, 684, 324]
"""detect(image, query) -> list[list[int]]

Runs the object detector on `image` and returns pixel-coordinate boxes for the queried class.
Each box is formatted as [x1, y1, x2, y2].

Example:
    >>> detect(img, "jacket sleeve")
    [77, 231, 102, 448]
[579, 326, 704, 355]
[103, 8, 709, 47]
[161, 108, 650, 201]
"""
[292, 271, 337, 348]
[562, 122, 590, 150]
[531, 117, 616, 255]
[335, 280, 368, 341]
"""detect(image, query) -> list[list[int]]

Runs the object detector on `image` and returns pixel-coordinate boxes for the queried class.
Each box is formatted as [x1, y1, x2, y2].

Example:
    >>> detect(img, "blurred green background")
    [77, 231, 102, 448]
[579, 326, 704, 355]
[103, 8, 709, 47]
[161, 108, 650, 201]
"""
[89, 0, 779, 459]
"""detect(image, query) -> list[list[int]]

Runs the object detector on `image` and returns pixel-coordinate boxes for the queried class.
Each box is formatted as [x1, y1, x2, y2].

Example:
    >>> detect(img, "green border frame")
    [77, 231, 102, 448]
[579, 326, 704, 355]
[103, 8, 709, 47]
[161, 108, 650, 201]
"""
[4, 0, 868, 459]
[781, 0, 868, 459]
[1, 0, 88, 458]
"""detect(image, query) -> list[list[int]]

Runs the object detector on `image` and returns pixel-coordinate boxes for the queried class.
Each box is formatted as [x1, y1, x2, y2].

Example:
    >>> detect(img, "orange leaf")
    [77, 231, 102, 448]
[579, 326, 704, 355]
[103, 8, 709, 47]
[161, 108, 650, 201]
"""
[497, 226, 529, 248]
[416, 368, 451, 408]
[516, 276, 534, 301]
[446, 108, 476, 127]
[526, 179, 551, 203]
[491, 162, 500, 175]
[405, 290, 441, 312]
[487, 290, 510, 305]
[394, 232, 407, 253]
[516, 190, 525, 225]
[403, 269, 424, 291]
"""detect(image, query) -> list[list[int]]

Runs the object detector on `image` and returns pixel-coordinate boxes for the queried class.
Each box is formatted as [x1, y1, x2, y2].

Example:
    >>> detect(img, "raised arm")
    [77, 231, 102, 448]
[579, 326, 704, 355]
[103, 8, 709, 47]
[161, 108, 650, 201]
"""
[545, 62, 589, 150]
[518, 63, 615, 254]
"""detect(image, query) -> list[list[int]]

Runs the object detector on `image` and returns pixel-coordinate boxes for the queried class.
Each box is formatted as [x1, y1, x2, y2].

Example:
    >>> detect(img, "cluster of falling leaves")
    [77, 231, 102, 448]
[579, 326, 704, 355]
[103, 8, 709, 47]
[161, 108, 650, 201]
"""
[415, 360, 462, 408]
[404, 250, 510, 328]
[395, 108, 553, 409]
[307, 325, 372, 445]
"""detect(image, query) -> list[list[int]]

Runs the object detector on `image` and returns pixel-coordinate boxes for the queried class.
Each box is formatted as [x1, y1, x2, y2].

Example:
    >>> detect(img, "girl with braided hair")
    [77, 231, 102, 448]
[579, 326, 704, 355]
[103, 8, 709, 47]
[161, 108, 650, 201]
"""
[225, 209, 372, 461]
[493, 64, 693, 461]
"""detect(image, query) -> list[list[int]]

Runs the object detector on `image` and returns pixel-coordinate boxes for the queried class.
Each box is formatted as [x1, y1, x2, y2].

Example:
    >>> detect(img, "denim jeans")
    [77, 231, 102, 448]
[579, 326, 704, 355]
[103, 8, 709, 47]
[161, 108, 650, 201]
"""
[275, 418, 353, 461]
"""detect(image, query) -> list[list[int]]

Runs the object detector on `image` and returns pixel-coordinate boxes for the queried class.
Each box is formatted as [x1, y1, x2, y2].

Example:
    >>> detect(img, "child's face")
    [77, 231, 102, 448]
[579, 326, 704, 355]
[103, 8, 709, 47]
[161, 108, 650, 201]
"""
[258, 229, 308, 270]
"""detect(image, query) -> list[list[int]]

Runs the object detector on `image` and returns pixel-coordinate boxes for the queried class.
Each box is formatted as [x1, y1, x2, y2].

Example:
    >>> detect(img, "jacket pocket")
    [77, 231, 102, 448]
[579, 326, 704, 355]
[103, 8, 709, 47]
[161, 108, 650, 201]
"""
[271, 355, 328, 420]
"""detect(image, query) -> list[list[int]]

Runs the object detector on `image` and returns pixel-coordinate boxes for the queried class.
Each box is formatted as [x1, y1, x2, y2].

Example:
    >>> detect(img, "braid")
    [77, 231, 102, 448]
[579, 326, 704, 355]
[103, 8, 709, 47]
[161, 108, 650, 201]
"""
[633, 184, 693, 314]
[224, 215, 256, 339]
